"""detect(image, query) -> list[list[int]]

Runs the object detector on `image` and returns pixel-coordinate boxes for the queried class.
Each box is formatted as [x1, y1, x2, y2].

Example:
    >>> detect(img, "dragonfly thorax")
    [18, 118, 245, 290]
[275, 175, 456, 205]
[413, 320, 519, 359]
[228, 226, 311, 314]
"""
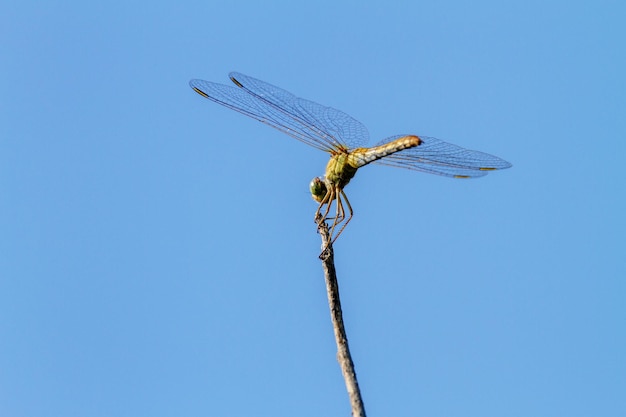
[325, 153, 359, 190]
[309, 153, 359, 203]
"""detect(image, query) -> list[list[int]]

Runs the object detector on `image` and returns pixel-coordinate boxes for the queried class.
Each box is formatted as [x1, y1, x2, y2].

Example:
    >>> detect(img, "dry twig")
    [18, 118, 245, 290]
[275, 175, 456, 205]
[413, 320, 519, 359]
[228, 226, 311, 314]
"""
[317, 214, 366, 417]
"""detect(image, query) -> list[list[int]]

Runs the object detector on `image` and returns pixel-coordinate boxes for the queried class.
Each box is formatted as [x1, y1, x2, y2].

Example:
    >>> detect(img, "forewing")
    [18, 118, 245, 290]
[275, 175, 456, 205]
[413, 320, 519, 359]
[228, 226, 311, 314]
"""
[189, 73, 369, 152]
[372, 135, 512, 178]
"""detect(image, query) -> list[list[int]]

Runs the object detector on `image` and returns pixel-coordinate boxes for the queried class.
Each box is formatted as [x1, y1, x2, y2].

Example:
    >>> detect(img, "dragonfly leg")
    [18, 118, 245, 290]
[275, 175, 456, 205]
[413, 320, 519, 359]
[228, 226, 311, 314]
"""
[316, 187, 335, 225]
[315, 191, 335, 262]
[330, 189, 353, 245]
[336, 191, 346, 223]
[327, 186, 345, 243]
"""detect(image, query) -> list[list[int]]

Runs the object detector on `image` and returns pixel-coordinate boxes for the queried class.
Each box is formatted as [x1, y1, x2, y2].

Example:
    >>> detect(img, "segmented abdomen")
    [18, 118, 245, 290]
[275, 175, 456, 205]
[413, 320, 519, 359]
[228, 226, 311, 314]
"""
[348, 135, 422, 168]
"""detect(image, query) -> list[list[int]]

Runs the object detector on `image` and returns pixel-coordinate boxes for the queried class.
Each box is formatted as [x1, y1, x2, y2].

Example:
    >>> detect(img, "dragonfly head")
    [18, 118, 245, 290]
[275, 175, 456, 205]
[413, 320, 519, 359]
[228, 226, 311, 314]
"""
[310, 177, 328, 203]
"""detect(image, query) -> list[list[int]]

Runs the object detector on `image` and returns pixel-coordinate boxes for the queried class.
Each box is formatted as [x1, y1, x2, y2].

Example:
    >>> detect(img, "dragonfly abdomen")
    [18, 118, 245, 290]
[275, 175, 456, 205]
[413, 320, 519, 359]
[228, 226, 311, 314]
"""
[349, 135, 422, 167]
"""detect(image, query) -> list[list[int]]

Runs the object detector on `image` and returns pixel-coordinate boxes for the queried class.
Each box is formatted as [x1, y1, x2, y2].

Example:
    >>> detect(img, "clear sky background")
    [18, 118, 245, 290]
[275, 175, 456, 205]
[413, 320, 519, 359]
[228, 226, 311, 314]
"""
[2, 1, 625, 416]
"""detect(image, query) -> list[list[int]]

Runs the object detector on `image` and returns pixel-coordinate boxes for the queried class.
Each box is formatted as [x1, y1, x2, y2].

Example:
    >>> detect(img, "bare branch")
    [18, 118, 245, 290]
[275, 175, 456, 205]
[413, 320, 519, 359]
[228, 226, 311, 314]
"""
[317, 215, 366, 417]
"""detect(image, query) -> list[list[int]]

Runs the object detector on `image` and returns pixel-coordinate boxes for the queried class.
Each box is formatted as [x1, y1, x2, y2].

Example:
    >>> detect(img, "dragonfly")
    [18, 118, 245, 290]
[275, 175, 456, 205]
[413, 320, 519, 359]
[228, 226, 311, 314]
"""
[189, 72, 511, 251]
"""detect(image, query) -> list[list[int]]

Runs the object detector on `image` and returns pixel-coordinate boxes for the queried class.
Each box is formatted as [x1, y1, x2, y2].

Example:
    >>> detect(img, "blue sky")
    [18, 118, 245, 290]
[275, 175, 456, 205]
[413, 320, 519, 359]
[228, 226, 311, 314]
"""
[2, 1, 625, 416]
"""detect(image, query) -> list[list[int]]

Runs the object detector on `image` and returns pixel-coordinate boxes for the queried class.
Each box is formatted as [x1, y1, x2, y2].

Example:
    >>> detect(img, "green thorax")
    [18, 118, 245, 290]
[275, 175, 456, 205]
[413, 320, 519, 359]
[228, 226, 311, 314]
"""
[325, 151, 359, 189]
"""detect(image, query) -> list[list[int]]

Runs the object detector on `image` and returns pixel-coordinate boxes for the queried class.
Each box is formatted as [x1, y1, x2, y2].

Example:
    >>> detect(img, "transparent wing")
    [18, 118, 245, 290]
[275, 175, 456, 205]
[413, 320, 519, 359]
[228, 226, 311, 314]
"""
[189, 72, 369, 152]
[372, 135, 512, 178]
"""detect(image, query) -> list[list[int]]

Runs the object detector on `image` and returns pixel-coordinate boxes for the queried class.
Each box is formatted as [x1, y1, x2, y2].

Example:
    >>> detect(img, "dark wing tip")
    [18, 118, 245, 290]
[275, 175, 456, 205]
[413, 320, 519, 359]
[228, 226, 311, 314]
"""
[229, 72, 244, 88]
[188, 80, 210, 98]
[191, 86, 209, 98]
